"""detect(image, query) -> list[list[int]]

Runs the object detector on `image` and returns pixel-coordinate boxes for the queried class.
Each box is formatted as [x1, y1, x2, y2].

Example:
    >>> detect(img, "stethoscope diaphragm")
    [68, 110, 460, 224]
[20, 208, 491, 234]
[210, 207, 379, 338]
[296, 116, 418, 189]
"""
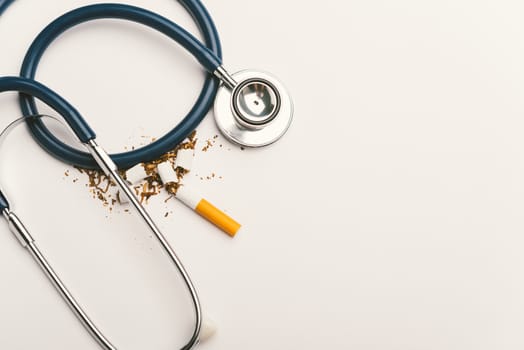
[214, 70, 293, 147]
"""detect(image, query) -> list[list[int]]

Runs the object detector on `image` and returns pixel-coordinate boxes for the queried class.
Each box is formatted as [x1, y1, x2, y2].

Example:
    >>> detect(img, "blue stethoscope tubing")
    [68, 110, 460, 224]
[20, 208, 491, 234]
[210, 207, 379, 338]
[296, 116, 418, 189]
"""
[4, 1, 223, 169]
[0, 0, 13, 15]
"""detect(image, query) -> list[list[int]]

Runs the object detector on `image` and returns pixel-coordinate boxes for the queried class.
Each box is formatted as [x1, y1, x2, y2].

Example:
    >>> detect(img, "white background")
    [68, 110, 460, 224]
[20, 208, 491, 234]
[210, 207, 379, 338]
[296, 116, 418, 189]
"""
[1, 0, 524, 349]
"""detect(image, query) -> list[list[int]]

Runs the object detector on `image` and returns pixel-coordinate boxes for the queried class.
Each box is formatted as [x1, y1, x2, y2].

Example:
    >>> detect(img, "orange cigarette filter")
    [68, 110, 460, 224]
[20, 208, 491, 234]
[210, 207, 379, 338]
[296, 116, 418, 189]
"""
[176, 186, 241, 237]
[195, 199, 241, 237]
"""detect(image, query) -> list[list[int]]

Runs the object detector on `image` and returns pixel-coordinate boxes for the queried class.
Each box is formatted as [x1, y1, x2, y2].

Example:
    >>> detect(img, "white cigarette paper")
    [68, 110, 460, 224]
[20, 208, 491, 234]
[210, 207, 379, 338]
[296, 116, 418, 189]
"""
[157, 161, 179, 184]
[175, 148, 194, 171]
[125, 164, 146, 184]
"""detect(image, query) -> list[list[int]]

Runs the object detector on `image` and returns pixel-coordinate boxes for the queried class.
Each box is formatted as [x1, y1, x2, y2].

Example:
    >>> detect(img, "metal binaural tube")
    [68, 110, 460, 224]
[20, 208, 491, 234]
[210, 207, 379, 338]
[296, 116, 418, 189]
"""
[0, 118, 202, 350]
[1, 208, 116, 350]
[27, 240, 117, 350]
[85, 139, 203, 350]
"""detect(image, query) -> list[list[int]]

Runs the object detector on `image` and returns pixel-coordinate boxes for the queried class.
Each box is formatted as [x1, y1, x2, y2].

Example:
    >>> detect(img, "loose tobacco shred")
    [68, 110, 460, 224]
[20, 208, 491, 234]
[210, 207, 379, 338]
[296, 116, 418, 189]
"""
[73, 131, 198, 212]
[201, 134, 219, 152]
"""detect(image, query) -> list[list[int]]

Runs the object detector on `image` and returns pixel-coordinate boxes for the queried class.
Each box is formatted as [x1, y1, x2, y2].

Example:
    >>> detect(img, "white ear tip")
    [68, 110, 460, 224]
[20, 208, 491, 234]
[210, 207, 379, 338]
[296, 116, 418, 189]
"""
[199, 316, 217, 342]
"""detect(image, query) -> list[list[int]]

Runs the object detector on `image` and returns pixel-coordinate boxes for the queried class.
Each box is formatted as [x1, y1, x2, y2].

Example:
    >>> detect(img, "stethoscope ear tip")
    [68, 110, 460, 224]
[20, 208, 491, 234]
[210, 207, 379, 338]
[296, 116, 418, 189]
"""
[199, 316, 218, 342]
[214, 70, 293, 148]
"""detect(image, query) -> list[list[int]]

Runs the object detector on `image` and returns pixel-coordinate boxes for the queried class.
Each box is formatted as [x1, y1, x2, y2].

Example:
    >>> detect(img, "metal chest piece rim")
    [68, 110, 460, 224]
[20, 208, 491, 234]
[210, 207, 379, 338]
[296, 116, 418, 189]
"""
[214, 70, 293, 147]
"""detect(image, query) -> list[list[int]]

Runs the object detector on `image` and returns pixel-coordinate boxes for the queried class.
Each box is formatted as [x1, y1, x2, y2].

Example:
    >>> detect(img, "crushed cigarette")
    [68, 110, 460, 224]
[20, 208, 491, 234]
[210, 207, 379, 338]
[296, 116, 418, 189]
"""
[157, 161, 179, 184]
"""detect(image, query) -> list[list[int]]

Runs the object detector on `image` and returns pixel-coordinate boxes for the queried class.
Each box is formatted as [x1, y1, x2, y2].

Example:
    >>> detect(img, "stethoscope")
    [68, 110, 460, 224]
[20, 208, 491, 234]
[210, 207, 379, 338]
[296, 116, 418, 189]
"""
[0, 0, 293, 349]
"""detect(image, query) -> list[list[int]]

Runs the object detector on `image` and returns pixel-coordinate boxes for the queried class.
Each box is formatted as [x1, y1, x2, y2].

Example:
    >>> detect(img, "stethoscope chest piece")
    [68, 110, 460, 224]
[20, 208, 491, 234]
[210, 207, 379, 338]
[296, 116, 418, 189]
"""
[214, 70, 293, 147]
